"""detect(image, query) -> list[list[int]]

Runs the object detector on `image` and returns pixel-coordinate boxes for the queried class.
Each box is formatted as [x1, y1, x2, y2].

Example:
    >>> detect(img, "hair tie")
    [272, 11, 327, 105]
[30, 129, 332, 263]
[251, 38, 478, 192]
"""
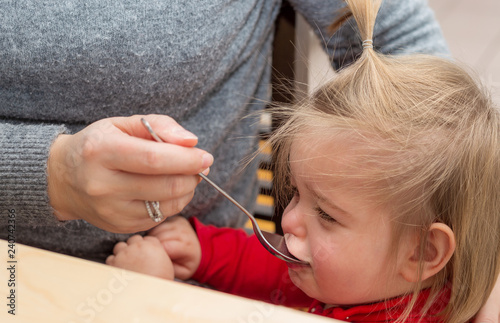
[362, 39, 373, 49]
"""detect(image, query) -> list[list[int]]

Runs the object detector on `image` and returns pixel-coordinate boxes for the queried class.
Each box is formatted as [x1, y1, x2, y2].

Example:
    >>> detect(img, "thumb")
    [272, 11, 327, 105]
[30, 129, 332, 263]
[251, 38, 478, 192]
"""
[161, 239, 189, 261]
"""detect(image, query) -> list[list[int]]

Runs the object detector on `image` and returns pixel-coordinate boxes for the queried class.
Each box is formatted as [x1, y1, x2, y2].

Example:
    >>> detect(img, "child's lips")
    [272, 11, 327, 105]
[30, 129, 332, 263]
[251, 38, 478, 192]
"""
[284, 233, 309, 267]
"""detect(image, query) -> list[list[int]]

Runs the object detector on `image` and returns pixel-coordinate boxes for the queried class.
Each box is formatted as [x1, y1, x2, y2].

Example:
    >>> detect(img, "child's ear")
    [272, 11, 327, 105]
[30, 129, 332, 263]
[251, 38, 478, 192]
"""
[400, 223, 456, 283]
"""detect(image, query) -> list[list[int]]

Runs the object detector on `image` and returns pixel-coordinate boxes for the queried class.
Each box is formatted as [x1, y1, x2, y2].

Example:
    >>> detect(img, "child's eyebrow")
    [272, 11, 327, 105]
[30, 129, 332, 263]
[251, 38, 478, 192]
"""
[306, 183, 351, 217]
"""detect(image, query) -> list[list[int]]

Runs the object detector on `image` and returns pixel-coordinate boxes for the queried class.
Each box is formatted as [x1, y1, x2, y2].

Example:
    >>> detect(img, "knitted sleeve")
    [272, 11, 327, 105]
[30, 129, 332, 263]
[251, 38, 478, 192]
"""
[0, 121, 66, 225]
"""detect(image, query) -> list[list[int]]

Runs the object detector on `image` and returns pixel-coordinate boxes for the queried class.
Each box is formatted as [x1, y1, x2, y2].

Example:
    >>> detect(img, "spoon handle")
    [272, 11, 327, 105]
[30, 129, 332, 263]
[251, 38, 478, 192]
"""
[141, 118, 259, 223]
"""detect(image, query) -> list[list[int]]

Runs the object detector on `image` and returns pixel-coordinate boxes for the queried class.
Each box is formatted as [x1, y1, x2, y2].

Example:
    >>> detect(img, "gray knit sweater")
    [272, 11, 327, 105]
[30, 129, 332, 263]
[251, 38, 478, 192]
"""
[0, 0, 448, 262]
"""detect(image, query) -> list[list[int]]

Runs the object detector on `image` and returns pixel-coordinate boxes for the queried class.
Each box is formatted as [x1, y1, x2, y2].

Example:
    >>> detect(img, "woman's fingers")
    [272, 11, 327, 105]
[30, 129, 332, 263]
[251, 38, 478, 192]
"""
[98, 134, 213, 175]
[112, 115, 199, 147]
[100, 173, 200, 201]
[47, 114, 211, 233]
[123, 197, 196, 225]
[77, 196, 195, 234]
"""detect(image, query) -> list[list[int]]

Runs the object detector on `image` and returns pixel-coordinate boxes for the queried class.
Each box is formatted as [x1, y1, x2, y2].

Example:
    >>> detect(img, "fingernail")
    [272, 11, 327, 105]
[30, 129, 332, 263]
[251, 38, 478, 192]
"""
[202, 153, 214, 169]
[173, 128, 198, 140]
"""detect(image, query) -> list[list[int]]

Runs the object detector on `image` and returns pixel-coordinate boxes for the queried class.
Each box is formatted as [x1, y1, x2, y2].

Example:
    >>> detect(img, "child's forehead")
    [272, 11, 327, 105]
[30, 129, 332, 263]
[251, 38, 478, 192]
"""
[288, 131, 394, 189]
[290, 131, 372, 163]
[289, 136, 365, 180]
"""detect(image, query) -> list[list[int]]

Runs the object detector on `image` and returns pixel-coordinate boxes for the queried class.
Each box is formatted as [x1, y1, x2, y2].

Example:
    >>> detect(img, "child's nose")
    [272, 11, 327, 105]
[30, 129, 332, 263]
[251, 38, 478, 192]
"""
[281, 203, 307, 238]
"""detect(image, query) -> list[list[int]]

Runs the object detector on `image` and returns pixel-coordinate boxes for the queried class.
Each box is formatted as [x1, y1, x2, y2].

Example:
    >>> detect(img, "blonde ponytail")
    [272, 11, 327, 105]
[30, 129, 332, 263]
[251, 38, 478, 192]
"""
[330, 0, 382, 52]
[346, 0, 381, 49]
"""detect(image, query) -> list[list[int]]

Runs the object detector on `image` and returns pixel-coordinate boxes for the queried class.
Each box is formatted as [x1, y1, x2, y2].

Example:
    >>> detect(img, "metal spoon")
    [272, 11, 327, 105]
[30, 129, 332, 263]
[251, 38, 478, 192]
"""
[141, 118, 307, 265]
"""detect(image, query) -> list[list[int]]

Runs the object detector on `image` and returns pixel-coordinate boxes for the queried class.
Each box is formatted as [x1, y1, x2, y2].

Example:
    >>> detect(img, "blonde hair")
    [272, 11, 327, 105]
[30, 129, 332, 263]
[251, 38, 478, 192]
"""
[268, 0, 500, 322]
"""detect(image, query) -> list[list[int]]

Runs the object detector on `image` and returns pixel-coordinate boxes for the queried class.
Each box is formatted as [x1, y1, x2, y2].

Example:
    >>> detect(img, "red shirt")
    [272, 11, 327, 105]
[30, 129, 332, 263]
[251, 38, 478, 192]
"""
[190, 218, 449, 322]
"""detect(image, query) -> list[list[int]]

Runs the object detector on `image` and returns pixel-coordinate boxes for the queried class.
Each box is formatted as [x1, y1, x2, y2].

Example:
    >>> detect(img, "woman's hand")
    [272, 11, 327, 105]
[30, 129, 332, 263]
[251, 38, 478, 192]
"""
[147, 216, 201, 280]
[47, 114, 213, 233]
[106, 235, 174, 280]
[474, 273, 500, 323]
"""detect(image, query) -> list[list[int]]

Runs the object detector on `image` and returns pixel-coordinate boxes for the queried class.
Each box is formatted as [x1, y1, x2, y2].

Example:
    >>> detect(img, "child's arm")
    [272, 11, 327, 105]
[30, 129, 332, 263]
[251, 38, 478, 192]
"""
[105, 235, 175, 280]
[147, 216, 312, 308]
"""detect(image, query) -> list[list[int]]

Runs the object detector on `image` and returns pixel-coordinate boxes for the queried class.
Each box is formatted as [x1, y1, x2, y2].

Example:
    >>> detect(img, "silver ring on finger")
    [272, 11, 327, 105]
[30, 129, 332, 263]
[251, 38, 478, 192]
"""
[145, 200, 164, 223]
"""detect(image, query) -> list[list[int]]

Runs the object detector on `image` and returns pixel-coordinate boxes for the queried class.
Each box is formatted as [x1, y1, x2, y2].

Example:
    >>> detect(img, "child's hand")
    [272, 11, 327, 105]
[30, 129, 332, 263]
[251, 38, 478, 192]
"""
[147, 216, 201, 280]
[106, 235, 174, 280]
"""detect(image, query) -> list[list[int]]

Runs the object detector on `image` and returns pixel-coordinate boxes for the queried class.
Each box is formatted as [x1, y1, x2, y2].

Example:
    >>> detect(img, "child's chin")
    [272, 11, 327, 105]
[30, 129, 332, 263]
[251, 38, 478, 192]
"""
[287, 268, 304, 287]
[287, 265, 312, 291]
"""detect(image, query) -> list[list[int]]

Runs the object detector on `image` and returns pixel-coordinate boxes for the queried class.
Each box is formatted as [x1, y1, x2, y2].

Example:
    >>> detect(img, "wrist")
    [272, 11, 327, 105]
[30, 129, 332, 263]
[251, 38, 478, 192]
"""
[47, 134, 78, 221]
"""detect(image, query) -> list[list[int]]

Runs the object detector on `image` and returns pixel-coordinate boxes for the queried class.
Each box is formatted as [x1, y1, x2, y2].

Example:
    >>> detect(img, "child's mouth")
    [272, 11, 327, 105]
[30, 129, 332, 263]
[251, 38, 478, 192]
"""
[284, 233, 309, 267]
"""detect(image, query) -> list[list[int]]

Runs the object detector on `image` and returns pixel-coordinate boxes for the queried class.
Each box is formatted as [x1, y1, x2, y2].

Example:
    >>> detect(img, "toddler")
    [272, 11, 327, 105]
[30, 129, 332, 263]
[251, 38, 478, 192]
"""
[106, 1, 500, 322]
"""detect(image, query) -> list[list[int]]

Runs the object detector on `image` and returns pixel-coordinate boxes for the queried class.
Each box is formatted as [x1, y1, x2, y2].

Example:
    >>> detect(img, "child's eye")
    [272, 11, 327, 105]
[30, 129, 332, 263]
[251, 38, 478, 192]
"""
[315, 207, 337, 224]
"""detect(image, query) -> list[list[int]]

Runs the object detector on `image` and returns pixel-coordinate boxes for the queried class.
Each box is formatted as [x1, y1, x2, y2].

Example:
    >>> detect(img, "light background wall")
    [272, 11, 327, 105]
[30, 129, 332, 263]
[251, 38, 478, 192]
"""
[295, 0, 500, 105]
